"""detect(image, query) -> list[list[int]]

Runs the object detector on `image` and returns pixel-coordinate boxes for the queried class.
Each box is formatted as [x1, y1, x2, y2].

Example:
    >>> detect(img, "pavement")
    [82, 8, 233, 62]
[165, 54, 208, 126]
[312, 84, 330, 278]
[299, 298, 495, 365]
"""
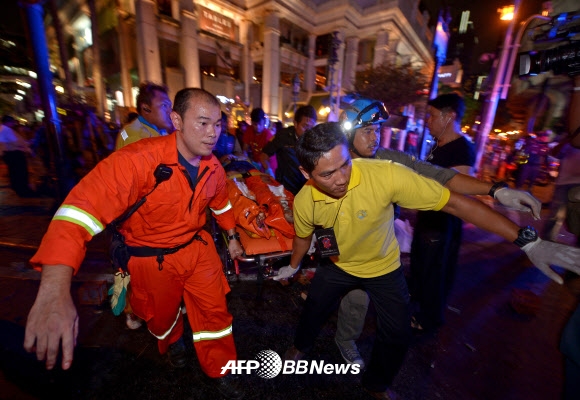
[1, 163, 580, 400]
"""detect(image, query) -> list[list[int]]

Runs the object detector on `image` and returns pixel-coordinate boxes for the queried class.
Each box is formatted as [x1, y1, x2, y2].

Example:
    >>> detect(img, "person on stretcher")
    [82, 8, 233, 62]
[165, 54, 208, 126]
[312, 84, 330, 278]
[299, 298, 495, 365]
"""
[225, 170, 295, 240]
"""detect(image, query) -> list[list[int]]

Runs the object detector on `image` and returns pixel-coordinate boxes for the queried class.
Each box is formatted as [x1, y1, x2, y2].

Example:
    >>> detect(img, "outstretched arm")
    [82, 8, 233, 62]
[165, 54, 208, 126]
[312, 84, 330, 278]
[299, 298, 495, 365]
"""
[23, 264, 78, 370]
[375, 148, 541, 218]
[445, 174, 541, 219]
[442, 192, 580, 284]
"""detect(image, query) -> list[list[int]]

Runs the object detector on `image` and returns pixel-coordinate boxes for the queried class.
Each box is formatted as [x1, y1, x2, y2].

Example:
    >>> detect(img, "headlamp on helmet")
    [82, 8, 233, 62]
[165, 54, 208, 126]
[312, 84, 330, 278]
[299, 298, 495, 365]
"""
[339, 98, 389, 133]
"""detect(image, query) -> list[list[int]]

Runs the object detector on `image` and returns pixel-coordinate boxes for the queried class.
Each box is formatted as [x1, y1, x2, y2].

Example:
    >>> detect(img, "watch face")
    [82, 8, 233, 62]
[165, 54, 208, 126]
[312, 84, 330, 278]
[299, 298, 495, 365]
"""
[522, 227, 538, 241]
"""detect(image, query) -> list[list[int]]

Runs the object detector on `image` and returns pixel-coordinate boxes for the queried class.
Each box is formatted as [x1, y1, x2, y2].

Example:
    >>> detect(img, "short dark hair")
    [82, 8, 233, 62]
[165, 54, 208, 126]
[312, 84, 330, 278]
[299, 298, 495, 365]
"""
[296, 122, 347, 174]
[295, 105, 317, 124]
[173, 88, 220, 119]
[428, 93, 465, 122]
[221, 111, 228, 123]
[250, 108, 266, 123]
[136, 82, 169, 114]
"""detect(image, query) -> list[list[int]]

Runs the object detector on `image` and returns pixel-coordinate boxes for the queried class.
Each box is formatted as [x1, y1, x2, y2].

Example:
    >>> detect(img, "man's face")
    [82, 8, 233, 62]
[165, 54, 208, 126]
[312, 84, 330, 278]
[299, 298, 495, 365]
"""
[300, 144, 352, 199]
[252, 119, 265, 133]
[295, 116, 316, 137]
[426, 106, 450, 134]
[171, 99, 222, 161]
[352, 124, 380, 158]
[144, 90, 174, 133]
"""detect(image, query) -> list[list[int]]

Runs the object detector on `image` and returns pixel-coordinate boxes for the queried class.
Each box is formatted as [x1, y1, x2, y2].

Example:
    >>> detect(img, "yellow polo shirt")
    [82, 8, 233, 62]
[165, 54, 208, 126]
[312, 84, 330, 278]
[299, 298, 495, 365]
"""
[293, 158, 450, 278]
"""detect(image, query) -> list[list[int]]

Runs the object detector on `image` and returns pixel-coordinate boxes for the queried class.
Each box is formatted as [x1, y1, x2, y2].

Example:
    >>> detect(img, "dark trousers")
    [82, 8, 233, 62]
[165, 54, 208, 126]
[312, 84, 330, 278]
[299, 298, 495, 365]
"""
[2, 151, 32, 197]
[561, 303, 580, 400]
[294, 261, 411, 392]
[410, 214, 463, 331]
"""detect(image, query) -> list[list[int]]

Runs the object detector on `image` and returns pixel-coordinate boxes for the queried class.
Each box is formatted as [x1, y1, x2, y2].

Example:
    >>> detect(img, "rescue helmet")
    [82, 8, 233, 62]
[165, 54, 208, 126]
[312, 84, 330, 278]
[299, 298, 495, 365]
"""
[339, 97, 389, 141]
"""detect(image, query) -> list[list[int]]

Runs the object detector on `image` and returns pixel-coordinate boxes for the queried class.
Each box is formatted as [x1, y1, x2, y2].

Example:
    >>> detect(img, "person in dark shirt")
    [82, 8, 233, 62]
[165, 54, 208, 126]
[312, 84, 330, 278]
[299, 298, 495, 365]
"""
[260, 105, 317, 195]
[410, 93, 476, 334]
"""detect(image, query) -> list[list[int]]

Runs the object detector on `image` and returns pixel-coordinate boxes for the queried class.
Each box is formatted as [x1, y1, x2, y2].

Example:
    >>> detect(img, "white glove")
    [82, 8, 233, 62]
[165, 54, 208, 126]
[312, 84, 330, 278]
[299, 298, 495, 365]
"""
[522, 238, 580, 284]
[273, 265, 299, 281]
[108, 272, 130, 316]
[495, 188, 542, 220]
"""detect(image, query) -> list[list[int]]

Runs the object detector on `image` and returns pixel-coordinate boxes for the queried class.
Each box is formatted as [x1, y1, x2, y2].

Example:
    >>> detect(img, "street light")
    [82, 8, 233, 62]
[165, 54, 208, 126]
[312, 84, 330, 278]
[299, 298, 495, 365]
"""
[292, 73, 300, 115]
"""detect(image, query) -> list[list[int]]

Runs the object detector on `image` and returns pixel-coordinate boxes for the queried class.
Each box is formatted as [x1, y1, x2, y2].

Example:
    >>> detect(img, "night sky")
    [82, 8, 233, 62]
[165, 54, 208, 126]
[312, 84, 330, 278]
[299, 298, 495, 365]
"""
[421, 0, 548, 54]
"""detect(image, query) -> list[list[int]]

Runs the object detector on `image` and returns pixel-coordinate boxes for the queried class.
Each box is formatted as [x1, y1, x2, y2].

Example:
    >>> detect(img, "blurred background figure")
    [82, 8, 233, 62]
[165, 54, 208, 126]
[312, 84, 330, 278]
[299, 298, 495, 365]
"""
[242, 107, 275, 176]
[515, 131, 551, 190]
[0, 115, 36, 197]
[542, 132, 580, 242]
[214, 111, 243, 163]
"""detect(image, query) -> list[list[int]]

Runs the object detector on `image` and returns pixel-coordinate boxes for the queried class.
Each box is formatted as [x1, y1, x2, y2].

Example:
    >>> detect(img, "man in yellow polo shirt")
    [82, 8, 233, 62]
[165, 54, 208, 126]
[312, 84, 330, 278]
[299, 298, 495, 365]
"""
[280, 122, 580, 399]
[115, 82, 174, 150]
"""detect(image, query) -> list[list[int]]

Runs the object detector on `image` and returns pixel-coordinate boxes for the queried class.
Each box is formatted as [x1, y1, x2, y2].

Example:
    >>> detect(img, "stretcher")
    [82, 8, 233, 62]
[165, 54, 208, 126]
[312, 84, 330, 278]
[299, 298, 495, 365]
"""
[211, 163, 295, 293]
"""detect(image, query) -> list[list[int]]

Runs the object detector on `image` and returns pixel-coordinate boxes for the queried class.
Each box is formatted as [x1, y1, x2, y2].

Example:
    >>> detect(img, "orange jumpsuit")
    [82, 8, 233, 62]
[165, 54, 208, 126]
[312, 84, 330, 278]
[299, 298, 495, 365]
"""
[30, 134, 237, 377]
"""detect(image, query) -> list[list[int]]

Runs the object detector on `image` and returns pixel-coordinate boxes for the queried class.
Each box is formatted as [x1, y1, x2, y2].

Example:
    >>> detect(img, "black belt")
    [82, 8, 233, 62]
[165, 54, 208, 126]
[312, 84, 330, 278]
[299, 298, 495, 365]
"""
[126, 233, 208, 270]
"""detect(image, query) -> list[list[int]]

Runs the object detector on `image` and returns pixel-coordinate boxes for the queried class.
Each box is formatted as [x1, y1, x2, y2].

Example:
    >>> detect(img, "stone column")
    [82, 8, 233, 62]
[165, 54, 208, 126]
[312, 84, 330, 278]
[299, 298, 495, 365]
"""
[343, 36, 359, 92]
[135, 0, 162, 83]
[373, 29, 389, 68]
[180, 9, 201, 88]
[240, 19, 253, 105]
[116, 11, 133, 107]
[262, 10, 281, 119]
[304, 34, 316, 93]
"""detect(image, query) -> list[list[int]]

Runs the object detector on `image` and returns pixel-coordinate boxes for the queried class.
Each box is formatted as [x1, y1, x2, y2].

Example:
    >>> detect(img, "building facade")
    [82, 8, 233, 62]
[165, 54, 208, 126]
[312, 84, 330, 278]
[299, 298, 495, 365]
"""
[50, 0, 435, 123]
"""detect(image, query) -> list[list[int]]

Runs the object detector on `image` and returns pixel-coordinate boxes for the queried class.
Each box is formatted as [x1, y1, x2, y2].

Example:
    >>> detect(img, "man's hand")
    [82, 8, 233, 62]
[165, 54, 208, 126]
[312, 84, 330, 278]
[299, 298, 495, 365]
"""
[522, 238, 580, 284]
[228, 239, 244, 259]
[23, 265, 78, 370]
[494, 188, 542, 220]
[272, 265, 299, 281]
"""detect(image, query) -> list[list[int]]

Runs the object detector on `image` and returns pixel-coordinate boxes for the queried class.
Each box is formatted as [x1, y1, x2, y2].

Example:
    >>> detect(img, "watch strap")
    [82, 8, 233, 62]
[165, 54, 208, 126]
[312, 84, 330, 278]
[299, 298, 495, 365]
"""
[227, 232, 240, 241]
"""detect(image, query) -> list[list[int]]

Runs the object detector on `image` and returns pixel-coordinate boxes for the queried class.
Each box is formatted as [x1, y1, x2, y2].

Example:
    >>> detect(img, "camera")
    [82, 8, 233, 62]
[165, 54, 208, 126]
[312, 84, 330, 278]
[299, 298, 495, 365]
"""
[518, 11, 580, 77]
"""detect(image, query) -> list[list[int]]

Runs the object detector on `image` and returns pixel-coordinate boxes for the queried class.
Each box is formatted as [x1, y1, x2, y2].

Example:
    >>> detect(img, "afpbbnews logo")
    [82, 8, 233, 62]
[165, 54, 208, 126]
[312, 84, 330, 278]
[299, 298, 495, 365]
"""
[220, 350, 361, 379]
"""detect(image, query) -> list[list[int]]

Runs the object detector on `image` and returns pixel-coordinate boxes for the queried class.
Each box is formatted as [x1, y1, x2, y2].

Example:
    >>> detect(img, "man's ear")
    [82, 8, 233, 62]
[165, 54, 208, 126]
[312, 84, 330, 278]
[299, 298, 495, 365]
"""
[170, 111, 182, 130]
[299, 165, 311, 180]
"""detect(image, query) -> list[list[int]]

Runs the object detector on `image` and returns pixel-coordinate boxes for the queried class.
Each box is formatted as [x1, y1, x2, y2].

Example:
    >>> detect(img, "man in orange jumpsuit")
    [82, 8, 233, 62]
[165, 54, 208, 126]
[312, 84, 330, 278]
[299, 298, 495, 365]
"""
[23, 88, 245, 399]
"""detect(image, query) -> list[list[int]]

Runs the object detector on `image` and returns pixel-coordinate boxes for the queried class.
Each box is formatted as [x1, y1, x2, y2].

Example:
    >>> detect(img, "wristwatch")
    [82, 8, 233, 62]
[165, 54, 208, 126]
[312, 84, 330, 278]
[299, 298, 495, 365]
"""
[227, 232, 241, 241]
[488, 181, 508, 197]
[513, 226, 538, 248]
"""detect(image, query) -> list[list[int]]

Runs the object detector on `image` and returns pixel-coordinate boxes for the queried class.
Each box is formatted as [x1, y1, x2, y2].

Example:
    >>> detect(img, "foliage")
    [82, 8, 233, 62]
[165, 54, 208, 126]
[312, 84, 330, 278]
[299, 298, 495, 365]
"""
[354, 61, 428, 114]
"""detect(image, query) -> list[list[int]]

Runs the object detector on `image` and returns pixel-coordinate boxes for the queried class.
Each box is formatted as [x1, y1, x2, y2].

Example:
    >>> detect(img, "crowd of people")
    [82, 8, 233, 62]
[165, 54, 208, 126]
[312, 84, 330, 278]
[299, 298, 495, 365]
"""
[8, 80, 580, 400]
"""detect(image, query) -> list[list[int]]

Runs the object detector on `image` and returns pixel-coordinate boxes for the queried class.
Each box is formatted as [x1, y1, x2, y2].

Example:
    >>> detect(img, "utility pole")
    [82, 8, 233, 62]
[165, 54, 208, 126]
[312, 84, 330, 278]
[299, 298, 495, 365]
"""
[20, 0, 75, 203]
[474, 0, 521, 173]
[418, 9, 450, 160]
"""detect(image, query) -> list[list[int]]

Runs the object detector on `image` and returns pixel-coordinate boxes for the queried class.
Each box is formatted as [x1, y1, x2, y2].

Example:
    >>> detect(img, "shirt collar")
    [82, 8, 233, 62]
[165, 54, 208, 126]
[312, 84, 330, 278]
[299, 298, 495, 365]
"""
[138, 115, 166, 135]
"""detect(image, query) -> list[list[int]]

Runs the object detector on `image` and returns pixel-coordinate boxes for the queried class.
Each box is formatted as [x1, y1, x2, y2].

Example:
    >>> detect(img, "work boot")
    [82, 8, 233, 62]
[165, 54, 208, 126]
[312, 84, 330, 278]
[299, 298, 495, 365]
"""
[167, 337, 187, 368]
[335, 338, 365, 370]
[284, 345, 305, 362]
[212, 373, 245, 399]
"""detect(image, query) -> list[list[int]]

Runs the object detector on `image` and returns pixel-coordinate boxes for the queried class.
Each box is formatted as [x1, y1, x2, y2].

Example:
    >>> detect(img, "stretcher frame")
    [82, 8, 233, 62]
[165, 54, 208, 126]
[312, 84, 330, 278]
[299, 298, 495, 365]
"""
[210, 217, 293, 298]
